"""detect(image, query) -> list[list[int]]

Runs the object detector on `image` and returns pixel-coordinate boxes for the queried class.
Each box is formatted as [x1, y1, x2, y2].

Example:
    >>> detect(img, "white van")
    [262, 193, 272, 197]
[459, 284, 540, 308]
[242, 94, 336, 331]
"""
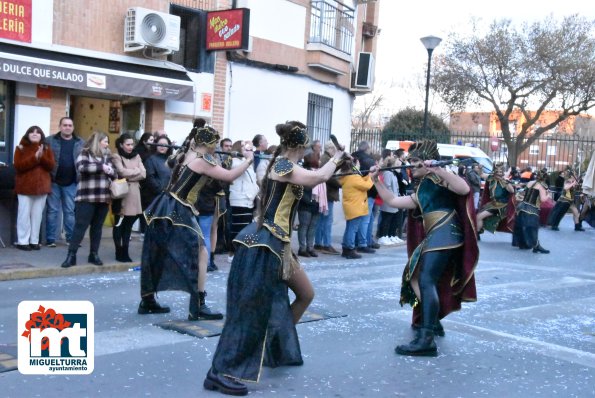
[385, 141, 493, 173]
[437, 144, 493, 173]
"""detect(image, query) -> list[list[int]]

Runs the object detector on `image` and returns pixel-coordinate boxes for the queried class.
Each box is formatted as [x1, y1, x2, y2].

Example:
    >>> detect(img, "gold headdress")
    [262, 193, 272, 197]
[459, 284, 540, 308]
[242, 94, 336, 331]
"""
[193, 126, 220, 148]
[408, 140, 439, 161]
[277, 121, 310, 149]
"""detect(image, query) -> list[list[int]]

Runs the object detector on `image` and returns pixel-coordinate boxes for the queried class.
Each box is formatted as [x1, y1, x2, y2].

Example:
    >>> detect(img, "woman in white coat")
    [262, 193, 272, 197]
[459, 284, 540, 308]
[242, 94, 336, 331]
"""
[228, 140, 259, 260]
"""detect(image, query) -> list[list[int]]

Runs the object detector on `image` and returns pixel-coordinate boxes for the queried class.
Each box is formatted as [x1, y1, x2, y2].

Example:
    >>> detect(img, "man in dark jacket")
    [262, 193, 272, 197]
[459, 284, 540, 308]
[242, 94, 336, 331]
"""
[314, 141, 341, 254]
[351, 141, 379, 251]
[45, 117, 84, 247]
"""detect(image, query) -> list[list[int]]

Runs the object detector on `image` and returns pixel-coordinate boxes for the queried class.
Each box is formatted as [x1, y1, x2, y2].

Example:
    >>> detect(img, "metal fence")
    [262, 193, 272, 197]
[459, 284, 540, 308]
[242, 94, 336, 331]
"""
[350, 129, 595, 173]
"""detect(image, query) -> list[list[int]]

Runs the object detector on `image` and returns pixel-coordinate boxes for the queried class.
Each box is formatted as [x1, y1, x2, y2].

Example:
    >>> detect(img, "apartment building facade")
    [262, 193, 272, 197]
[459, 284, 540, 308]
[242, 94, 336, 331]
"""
[0, 0, 378, 164]
[0, 0, 379, 242]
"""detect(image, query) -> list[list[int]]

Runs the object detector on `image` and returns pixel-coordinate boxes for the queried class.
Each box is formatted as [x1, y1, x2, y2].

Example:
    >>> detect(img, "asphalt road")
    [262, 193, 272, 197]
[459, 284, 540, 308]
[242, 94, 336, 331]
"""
[0, 216, 594, 397]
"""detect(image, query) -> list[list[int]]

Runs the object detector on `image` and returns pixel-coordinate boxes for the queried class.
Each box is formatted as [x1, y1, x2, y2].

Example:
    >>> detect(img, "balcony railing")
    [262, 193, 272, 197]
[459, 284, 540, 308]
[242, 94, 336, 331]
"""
[309, 0, 354, 55]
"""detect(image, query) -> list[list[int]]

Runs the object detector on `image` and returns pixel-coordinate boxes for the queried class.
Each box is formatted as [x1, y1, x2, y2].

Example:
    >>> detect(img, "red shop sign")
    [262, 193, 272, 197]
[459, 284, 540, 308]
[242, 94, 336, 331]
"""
[0, 0, 32, 43]
[205, 8, 250, 51]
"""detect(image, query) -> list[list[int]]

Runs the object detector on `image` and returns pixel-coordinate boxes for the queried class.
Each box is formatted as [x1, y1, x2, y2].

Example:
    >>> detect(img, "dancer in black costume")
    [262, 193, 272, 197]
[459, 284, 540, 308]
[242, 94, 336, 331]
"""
[203, 121, 346, 396]
[547, 167, 584, 231]
[512, 169, 552, 253]
[138, 124, 254, 320]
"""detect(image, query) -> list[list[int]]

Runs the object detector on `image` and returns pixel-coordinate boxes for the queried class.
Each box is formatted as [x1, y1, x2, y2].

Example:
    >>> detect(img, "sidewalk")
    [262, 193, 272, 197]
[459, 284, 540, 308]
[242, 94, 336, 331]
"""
[0, 205, 406, 281]
[0, 227, 143, 281]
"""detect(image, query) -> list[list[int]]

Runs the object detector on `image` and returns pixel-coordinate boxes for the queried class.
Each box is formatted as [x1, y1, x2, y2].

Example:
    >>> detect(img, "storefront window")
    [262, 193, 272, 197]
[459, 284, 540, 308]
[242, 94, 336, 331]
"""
[0, 80, 14, 165]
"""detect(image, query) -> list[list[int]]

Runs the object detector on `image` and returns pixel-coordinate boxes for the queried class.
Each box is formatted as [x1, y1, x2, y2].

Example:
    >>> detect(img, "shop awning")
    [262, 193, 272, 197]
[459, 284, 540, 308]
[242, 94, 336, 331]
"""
[0, 42, 194, 102]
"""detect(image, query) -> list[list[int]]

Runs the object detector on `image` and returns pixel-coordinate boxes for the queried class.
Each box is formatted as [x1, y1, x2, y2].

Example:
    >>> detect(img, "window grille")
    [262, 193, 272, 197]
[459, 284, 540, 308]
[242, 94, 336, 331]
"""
[307, 93, 333, 144]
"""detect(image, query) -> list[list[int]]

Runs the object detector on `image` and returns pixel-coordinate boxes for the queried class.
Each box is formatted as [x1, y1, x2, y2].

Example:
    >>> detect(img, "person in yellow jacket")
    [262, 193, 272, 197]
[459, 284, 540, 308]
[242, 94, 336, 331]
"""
[339, 159, 374, 259]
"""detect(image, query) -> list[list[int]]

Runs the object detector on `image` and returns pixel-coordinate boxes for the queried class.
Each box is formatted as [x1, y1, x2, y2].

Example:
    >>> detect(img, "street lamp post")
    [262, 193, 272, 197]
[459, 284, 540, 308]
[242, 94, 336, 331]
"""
[420, 35, 442, 134]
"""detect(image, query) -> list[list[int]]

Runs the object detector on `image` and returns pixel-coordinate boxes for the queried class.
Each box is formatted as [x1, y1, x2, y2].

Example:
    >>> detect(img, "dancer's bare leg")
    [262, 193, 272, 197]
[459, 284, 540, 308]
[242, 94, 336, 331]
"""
[286, 267, 315, 324]
[476, 210, 491, 232]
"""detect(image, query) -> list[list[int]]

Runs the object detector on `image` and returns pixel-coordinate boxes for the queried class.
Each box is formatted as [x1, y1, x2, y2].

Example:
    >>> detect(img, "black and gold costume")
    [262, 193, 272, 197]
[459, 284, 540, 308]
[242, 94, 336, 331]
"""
[479, 175, 514, 233]
[140, 155, 215, 297]
[211, 157, 304, 382]
[513, 182, 546, 249]
[547, 183, 576, 229]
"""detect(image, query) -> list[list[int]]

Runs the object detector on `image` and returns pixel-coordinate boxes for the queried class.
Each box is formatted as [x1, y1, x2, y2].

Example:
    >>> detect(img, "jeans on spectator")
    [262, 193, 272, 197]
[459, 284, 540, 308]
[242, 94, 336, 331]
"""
[366, 198, 378, 245]
[46, 182, 77, 243]
[315, 201, 334, 247]
[298, 208, 320, 251]
[68, 201, 109, 252]
[356, 197, 375, 247]
[198, 214, 214, 254]
[342, 215, 366, 250]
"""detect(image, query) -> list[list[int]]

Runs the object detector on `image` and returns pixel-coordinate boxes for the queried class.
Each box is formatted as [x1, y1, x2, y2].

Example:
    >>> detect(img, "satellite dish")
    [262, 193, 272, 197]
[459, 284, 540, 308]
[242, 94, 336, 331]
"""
[140, 13, 166, 46]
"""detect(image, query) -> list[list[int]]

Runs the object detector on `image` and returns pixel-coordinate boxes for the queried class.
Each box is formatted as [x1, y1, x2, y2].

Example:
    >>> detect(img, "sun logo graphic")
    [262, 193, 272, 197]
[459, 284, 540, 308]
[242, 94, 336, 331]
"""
[18, 301, 94, 375]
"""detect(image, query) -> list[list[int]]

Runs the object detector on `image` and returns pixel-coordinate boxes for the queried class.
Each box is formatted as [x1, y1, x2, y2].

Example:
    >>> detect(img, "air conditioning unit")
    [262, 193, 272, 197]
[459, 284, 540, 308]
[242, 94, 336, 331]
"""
[124, 7, 180, 55]
[354, 52, 375, 89]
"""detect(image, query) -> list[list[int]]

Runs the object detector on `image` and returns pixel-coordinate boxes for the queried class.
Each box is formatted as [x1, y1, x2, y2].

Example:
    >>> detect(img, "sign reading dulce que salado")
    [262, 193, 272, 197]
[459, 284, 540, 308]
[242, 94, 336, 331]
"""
[205, 8, 250, 51]
[0, 0, 32, 42]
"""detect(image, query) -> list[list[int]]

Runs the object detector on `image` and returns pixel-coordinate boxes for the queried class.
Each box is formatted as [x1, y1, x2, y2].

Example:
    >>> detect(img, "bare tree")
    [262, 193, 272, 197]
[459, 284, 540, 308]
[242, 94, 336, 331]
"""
[433, 15, 595, 166]
[352, 92, 385, 129]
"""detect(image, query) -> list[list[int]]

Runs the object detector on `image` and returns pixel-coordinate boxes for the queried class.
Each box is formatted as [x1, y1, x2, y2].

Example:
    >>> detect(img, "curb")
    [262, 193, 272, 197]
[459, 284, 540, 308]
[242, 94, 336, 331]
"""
[0, 262, 136, 282]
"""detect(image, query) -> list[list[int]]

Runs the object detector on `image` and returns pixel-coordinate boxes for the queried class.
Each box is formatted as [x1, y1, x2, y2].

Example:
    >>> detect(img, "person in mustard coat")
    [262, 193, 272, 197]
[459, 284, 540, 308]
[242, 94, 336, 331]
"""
[112, 133, 146, 262]
[339, 159, 374, 259]
[14, 126, 55, 250]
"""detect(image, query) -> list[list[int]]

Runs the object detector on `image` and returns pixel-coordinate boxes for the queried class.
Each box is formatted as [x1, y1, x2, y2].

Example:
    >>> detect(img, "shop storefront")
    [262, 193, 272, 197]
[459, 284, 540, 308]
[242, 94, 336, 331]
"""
[0, 40, 197, 245]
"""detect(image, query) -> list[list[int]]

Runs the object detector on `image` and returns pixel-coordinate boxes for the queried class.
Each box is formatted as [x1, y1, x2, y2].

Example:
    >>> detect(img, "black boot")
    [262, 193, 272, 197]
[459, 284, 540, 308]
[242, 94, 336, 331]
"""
[412, 320, 445, 337]
[395, 328, 437, 357]
[138, 294, 170, 314]
[532, 243, 550, 254]
[575, 222, 585, 231]
[121, 245, 133, 262]
[61, 250, 77, 268]
[88, 252, 103, 266]
[203, 367, 247, 396]
[341, 248, 362, 259]
[115, 245, 125, 262]
[188, 291, 223, 321]
[207, 252, 218, 272]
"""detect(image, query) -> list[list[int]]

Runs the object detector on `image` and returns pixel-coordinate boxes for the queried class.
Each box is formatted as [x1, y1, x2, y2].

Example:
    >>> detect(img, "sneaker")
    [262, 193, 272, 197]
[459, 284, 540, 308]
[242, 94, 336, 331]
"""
[390, 236, 404, 244]
[357, 246, 376, 254]
[369, 242, 381, 249]
[227, 255, 234, 263]
[46, 242, 57, 248]
[314, 244, 324, 251]
[378, 237, 392, 246]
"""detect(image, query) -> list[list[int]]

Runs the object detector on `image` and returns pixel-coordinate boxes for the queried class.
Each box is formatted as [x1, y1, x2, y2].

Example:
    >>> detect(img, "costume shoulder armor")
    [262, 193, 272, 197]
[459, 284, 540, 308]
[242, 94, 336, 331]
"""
[202, 153, 217, 166]
[274, 158, 294, 176]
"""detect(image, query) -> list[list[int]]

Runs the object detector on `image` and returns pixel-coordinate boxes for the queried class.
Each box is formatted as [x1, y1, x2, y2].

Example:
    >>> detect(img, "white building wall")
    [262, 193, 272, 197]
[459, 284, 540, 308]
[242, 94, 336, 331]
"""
[236, 0, 306, 49]
[31, 0, 53, 44]
[224, 63, 353, 146]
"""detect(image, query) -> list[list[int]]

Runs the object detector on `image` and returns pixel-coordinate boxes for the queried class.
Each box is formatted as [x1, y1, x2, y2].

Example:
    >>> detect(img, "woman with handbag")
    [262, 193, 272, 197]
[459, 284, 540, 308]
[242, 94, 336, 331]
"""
[112, 133, 146, 262]
[13, 126, 55, 250]
[61, 131, 117, 268]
